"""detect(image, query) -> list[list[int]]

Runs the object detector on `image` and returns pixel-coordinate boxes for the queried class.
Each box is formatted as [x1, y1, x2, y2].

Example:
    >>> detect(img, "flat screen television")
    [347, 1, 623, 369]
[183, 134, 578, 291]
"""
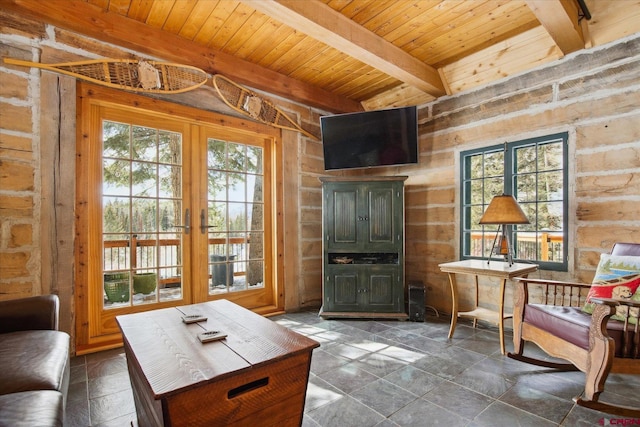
[320, 106, 418, 170]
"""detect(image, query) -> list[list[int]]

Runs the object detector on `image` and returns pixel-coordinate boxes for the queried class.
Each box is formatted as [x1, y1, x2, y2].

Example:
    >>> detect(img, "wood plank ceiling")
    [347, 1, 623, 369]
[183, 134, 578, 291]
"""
[4, 0, 640, 113]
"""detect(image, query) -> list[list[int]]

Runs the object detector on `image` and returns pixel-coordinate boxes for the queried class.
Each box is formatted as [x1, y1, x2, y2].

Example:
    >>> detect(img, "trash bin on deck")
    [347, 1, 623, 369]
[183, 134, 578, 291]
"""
[210, 254, 236, 286]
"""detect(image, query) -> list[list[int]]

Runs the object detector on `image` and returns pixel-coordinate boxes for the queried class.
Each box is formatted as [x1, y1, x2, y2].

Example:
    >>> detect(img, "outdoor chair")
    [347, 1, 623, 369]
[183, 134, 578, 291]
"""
[508, 242, 640, 417]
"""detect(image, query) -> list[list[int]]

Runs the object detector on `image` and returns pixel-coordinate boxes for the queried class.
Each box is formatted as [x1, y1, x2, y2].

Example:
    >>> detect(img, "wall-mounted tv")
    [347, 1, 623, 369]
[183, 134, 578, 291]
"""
[320, 106, 418, 171]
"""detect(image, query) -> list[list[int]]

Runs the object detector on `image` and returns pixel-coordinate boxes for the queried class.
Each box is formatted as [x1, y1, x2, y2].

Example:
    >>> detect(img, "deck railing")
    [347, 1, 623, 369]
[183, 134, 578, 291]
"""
[469, 232, 563, 261]
[103, 235, 248, 286]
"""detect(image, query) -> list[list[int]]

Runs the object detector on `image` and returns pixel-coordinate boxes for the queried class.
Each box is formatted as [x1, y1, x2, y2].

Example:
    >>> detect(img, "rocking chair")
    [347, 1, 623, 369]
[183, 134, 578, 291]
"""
[508, 242, 640, 417]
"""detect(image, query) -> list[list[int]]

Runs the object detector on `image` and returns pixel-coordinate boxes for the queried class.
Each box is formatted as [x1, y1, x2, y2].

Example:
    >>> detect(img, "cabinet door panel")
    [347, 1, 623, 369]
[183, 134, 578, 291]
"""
[367, 187, 394, 244]
[368, 274, 394, 305]
[324, 269, 360, 311]
[329, 188, 358, 245]
[335, 274, 358, 304]
[366, 266, 400, 312]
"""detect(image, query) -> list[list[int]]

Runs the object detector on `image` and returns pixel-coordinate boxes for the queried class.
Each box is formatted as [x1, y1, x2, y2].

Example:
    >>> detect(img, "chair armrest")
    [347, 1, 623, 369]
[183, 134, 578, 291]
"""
[0, 295, 60, 333]
[589, 297, 639, 359]
[590, 297, 640, 309]
[515, 277, 591, 307]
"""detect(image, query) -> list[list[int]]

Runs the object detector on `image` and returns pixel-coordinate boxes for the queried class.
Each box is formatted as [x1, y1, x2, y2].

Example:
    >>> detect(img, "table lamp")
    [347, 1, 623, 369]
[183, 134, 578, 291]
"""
[479, 194, 529, 266]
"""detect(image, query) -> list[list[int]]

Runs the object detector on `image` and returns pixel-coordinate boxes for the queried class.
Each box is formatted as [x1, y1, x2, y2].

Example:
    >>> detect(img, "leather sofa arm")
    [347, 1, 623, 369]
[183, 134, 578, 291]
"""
[0, 295, 60, 333]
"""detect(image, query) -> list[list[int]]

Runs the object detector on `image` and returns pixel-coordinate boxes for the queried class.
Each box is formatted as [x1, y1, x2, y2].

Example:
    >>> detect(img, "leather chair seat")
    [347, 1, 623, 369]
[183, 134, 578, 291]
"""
[0, 330, 70, 396]
[0, 390, 64, 427]
[525, 304, 636, 358]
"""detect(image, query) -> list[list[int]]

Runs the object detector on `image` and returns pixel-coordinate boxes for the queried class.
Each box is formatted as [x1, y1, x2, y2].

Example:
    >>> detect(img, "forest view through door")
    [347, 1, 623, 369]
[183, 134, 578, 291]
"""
[197, 126, 273, 308]
[77, 85, 278, 352]
[101, 125, 270, 308]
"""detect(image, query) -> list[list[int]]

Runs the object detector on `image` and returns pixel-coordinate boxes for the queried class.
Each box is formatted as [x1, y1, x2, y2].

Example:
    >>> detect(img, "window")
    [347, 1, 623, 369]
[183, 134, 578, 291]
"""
[460, 132, 568, 271]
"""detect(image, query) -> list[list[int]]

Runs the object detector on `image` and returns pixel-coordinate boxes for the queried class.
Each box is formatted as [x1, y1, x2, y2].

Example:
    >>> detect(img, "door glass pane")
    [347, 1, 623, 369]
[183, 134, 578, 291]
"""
[102, 120, 184, 308]
[207, 138, 264, 295]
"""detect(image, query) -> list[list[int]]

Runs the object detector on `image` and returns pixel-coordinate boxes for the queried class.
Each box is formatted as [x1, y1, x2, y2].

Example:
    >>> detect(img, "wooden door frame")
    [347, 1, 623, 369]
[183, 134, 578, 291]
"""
[75, 83, 283, 354]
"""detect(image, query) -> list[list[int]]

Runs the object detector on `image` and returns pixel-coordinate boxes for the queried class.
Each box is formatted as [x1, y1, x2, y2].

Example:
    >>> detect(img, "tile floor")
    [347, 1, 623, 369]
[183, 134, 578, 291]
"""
[65, 309, 639, 427]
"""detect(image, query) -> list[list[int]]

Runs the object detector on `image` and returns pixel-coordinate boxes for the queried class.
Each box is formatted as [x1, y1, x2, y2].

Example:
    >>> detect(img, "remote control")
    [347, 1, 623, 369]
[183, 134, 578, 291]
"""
[198, 330, 227, 343]
[182, 314, 207, 324]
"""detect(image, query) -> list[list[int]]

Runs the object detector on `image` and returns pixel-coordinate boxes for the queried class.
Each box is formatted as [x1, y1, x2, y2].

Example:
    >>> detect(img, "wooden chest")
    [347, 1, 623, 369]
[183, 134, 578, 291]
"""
[116, 300, 319, 427]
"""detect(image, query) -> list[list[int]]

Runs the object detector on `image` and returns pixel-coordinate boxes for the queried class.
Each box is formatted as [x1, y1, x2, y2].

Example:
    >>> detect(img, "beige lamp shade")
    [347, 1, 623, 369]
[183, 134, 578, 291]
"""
[479, 194, 530, 225]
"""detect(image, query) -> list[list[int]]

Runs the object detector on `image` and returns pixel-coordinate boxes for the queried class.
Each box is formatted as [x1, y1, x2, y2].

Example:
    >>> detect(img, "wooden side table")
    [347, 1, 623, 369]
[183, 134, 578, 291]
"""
[439, 259, 538, 354]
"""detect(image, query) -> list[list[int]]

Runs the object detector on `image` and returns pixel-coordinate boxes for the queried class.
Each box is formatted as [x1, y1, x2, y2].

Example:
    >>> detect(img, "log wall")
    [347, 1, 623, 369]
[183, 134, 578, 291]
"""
[326, 33, 640, 317]
[406, 34, 640, 315]
[1, 9, 639, 349]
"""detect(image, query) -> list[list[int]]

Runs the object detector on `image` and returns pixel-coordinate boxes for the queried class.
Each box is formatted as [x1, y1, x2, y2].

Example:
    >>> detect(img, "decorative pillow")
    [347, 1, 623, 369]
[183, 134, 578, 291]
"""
[582, 253, 640, 323]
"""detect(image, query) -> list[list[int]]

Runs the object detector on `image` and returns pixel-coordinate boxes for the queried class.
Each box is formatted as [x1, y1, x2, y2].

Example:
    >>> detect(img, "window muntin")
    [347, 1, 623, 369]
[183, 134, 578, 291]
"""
[207, 139, 265, 294]
[102, 120, 185, 307]
[461, 133, 568, 271]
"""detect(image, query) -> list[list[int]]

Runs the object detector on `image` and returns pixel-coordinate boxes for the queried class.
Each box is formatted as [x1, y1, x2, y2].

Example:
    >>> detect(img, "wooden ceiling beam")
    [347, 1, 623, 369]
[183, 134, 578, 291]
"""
[2, 0, 363, 113]
[242, 0, 447, 98]
[525, 0, 585, 54]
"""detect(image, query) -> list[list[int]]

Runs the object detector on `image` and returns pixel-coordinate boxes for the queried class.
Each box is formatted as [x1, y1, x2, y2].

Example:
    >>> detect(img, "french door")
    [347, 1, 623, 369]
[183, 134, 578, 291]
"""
[76, 84, 280, 352]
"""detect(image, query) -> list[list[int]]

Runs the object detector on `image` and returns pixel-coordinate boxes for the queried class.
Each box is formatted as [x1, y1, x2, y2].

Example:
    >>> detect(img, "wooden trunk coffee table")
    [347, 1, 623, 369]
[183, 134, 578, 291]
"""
[116, 300, 319, 427]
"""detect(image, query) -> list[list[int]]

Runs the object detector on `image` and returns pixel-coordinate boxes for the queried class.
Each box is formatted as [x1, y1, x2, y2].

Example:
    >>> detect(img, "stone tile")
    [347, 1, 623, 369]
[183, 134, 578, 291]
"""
[323, 342, 372, 360]
[85, 351, 128, 380]
[70, 355, 86, 368]
[382, 365, 445, 397]
[452, 364, 515, 398]
[306, 395, 385, 427]
[65, 396, 90, 427]
[66, 381, 89, 416]
[423, 380, 494, 419]
[468, 401, 557, 427]
[350, 379, 418, 417]
[352, 352, 408, 377]
[88, 388, 136, 425]
[65, 309, 640, 427]
[411, 352, 468, 380]
[436, 344, 487, 366]
[88, 370, 132, 399]
[436, 322, 477, 341]
[348, 338, 392, 353]
[482, 352, 549, 380]
[515, 371, 585, 401]
[317, 362, 380, 394]
[69, 363, 88, 385]
[499, 382, 574, 423]
[377, 344, 426, 363]
[301, 414, 322, 427]
[455, 330, 504, 356]
[375, 327, 423, 343]
[389, 398, 468, 426]
[309, 348, 350, 375]
[560, 404, 612, 426]
[339, 320, 391, 334]
[401, 334, 449, 355]
[93, 413, 138, 427]
[374, 420, 401, 427]
[304, 375, 345, 412]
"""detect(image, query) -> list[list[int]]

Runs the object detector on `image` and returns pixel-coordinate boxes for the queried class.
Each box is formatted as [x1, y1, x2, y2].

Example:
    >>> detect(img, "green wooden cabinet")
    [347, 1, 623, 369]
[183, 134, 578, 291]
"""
[319, 177, 408, 319]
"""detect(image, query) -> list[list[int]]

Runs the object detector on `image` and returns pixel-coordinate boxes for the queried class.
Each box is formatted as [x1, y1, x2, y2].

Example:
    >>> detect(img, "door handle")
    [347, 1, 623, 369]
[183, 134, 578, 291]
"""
[174, 208, 191, 234]
[200, 209, 217, 234]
